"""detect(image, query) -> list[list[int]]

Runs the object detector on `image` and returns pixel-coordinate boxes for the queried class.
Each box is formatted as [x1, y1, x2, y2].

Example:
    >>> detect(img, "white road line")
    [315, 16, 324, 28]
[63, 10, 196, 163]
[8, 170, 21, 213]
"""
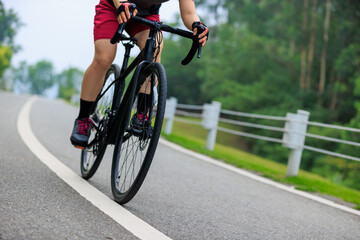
[159, 138, 360, 217]
[17, 96, 172, 240]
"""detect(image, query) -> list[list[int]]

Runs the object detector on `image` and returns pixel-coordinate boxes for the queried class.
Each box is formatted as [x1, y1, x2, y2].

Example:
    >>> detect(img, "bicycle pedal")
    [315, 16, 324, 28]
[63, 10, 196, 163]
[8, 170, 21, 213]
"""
[131, 128, 142, 135]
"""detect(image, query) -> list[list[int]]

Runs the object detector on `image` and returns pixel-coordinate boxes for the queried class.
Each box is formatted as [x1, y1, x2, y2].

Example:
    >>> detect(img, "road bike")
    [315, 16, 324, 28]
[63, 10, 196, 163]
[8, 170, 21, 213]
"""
[79, 14, 204, 204]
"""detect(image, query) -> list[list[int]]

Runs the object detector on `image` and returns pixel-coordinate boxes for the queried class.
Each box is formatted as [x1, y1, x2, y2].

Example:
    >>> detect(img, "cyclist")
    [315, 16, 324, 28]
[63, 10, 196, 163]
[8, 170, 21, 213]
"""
[70, 0, 209, 149]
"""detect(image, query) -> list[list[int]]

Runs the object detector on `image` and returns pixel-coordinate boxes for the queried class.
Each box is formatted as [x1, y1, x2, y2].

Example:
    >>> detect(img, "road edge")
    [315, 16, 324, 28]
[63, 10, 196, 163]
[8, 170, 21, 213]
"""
[159, 138, 360, 217]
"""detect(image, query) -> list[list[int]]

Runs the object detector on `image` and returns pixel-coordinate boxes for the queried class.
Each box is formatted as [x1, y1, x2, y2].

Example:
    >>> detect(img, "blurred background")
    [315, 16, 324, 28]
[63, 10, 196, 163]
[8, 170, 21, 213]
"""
[1, 0, 359, 192]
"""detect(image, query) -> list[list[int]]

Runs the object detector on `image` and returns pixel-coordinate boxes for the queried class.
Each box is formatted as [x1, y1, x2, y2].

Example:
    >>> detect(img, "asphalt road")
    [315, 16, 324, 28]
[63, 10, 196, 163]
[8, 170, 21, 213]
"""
[1, 91, 360, 240]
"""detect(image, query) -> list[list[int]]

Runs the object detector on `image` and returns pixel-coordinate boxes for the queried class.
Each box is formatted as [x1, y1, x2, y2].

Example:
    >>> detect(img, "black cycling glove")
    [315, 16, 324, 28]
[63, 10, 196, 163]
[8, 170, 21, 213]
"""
[116, 1, 136, 17]
[192, 21, 209, 38]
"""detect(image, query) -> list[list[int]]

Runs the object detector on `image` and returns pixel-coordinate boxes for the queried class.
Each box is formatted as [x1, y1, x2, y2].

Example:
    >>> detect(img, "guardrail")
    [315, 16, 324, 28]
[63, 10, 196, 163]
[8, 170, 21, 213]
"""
[164, 97, 360, 177]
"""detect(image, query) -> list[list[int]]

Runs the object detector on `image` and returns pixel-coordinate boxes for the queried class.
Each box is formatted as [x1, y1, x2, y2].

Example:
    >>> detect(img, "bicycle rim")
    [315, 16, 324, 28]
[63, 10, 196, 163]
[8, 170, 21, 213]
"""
[111, 62, 167, 204]
[81, 64, 122, 179]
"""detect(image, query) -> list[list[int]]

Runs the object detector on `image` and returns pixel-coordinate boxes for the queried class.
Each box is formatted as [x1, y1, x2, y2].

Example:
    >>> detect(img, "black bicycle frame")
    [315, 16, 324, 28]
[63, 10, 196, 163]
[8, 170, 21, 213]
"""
[105, 28, 160, 144]
[97, 15, 202, 145]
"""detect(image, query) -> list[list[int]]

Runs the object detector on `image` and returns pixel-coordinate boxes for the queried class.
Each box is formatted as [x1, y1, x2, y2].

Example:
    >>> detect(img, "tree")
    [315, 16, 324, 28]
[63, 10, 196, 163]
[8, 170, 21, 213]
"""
[8, 60, 29, 93]
[0, 1, 21, 50]
[0, 1, 21, 89]
[318, 0, 332, 100]
[162, 0, 360, 188]
[26, 60, 55, 95]
[57, 67, 83, 102]
[162, 36, 206, 104]
[304, 0, 318, 90]
[300, 0, 309, 90]
[0, 44, 12, 88]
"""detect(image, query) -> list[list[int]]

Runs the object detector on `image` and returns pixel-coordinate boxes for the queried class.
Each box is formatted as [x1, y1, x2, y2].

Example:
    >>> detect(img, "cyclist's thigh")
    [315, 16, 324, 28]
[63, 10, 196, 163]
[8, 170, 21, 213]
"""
[133, 30, 150, 50]
[93, 39, 117, 68]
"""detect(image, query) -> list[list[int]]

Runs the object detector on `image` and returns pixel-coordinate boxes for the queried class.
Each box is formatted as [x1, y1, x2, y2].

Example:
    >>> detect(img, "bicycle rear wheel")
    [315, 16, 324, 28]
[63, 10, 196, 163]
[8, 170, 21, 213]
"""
[111, 62, 167, 204]
[81, 64, 123, 179]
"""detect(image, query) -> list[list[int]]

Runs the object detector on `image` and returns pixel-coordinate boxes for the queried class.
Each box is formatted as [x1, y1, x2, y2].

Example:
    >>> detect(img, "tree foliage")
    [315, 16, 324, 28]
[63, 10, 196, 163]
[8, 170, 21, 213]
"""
[57, 67, 83, 102]
[11, 60, 56, 95]
[0, 45, 12, 80]
[11, 60, 84, 100]
[0, 1, 21, 89]
[28, 60, 56, 95]
[0, 1, 21, 50]
[162, 0, 360, 190]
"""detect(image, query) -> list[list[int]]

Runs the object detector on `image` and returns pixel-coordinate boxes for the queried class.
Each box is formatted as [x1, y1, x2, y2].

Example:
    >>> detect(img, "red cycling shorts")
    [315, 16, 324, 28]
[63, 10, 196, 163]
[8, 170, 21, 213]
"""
[94, 0, 160, 41]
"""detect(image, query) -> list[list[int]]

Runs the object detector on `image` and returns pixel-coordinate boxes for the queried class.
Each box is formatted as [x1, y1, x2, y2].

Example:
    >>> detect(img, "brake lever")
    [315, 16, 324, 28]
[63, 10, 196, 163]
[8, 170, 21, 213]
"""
[118, 22, 127, 35]
[197, 43, 202, 59]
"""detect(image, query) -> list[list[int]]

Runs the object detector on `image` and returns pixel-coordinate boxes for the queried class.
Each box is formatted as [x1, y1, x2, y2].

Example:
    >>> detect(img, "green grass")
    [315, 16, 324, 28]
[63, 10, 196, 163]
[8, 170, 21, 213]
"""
[162, 119, 360, 210]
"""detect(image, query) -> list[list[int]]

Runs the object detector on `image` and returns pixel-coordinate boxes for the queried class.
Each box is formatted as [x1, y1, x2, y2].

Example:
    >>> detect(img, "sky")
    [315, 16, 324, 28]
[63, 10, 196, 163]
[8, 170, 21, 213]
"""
[3, 0, 180, 73]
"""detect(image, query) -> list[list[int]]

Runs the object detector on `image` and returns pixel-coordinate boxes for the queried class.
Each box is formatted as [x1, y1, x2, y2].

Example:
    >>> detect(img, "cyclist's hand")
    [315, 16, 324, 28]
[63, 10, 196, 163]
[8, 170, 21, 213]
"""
[116, 1, 138, 24]
[192, 21, 209, 47]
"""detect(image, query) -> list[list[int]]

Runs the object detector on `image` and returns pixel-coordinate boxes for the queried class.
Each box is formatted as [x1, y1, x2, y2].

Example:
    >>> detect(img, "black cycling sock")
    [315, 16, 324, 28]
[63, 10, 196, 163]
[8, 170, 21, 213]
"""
[78, 99, 95, 119]
[137, 93, 152, 114]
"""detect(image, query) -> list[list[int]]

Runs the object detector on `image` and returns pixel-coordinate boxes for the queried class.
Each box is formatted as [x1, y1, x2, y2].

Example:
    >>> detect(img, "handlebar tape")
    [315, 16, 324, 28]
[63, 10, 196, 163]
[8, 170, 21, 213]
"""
[181, 40, 198, 65]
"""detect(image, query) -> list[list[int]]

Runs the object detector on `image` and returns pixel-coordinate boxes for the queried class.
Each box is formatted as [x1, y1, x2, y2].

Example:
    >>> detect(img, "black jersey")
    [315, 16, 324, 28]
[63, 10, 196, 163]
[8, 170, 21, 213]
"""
[107, 0, 169, 15]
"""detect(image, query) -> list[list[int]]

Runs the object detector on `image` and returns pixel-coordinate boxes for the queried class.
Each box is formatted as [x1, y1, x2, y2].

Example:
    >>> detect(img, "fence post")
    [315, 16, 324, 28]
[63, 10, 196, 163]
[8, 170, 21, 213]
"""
[201, 101, 221, 151]
[164, 97, 177, 135]
[282, 110, 310, 177]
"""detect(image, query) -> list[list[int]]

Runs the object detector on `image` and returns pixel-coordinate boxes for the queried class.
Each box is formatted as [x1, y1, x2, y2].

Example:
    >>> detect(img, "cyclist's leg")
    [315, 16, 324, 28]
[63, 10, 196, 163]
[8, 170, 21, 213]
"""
[70, 40, 117, 148]
[80, 0, 118, 107]
[80, 39, 117, 101]
[71, 0, 119, 148]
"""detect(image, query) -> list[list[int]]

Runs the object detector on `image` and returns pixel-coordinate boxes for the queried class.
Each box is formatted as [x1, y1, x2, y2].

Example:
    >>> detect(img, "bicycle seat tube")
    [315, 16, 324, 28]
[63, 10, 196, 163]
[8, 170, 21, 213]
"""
[121, 42, 135, 74]
[143, 28, 158, 62]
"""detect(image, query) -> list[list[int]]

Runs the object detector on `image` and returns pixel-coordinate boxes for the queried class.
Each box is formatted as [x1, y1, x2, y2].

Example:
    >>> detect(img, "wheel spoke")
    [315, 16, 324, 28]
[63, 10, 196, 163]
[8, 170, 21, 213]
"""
[118, 136, 146, 192]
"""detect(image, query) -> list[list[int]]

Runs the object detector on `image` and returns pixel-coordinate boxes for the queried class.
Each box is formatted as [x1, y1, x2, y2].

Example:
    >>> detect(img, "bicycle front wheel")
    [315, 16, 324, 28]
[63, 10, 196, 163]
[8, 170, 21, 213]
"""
[111, 62, 167, 204]
[81, 64, 123, 179]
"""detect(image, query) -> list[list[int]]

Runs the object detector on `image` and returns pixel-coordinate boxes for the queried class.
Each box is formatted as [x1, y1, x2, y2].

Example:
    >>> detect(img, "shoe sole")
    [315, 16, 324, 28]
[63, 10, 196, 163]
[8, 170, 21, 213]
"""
[70, 136, 87, 150]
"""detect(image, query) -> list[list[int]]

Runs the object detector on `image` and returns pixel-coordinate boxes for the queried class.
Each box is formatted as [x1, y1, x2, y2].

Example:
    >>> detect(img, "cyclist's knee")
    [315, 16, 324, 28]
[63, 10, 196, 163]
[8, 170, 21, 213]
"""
[92, 54, 114, 71]
[92, 39, 116, 70]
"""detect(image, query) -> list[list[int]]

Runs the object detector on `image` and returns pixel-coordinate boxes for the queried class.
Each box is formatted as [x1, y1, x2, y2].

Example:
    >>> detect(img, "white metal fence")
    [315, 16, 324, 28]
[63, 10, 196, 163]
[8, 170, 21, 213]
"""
[164, 97, 360, 176]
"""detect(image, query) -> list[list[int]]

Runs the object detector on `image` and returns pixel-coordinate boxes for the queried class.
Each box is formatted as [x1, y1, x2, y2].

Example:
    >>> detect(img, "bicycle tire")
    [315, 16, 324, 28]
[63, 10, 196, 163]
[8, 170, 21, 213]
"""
[81, 64, 123, 179]
[111, 62, 167, 204]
